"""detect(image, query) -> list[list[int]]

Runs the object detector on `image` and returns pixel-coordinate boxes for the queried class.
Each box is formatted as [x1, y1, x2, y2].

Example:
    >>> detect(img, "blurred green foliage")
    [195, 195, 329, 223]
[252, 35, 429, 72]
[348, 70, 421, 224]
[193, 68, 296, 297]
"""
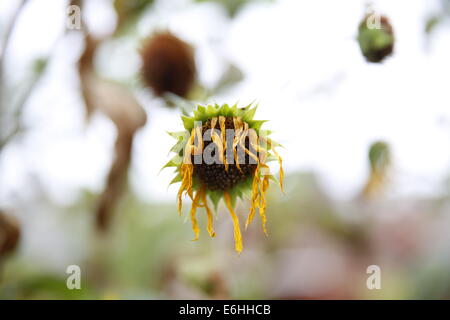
[194, 0, 273, 17]
[368, 141, 391, 175]
[114, 0, 155, 35]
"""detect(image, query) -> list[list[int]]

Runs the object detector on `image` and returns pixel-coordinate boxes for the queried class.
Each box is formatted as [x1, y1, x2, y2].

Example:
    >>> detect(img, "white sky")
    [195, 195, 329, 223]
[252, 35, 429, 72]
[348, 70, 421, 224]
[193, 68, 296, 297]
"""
[1, 0, 450, 208]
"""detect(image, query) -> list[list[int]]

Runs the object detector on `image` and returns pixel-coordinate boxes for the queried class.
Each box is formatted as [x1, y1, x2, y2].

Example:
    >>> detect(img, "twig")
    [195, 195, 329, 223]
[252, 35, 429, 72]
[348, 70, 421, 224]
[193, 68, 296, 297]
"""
[0, 0, 28, 109]
[76, 27, 147, 232]
[0, 60, 49, 151]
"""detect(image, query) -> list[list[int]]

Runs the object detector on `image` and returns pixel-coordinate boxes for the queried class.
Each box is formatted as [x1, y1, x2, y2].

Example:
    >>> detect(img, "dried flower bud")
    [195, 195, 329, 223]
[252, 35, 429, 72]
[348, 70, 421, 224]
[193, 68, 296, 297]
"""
[141, 32, 196, 98]
[0, 211, 20, 258]
[358, 15, 395, 63]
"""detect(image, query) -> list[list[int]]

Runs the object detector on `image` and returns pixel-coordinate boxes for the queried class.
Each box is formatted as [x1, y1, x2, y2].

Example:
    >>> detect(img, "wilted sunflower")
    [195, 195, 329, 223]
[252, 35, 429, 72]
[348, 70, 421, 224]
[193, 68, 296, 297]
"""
[163, 104, 284, 253]
[140, 32, 196, 98]
[363, 141, 391, 198]
[357, 14, 395, 63]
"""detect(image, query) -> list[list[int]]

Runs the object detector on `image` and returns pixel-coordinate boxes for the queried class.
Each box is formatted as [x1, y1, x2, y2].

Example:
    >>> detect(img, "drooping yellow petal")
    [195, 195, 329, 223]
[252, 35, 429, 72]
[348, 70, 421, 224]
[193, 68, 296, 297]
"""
[177, 163, 193, 214]
[177, 128, 197, 214]
[209, 117, 225, 165]
[238, 125, 259, 164]
[232, 117, 244, 172]
[245, 196, 258, 229]
[182, 128, 194, 164]
[270, 142, 284, 193]
[258, 206, 268, 236]
[258, 164, 270, 236]
[244, 160, 270, 235]
[242, 145, 259, 164]
[210, 118, 218, 133]
[219, 116, 228, 171]
[193, 125, 203, 155]
[259, 136, 284, 193]
[202, 192, 216, 238]
[245, 163, 261, 229]
[211, 131, 224, 165]
[189, 190, 203, 241]
[210, 117, 218, 130]
[224, 192, 243, 254]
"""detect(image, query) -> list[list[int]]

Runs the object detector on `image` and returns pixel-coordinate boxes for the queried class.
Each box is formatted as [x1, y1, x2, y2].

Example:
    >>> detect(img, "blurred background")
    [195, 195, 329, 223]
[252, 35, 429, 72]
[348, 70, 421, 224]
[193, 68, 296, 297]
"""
[1, 0, 450, 299]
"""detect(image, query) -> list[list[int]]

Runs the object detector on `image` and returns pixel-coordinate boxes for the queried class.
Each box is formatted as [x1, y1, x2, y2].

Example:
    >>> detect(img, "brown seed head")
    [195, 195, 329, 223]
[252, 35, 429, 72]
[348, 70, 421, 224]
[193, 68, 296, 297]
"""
[0, 212, 20, 258]
[141, 32, 196, 98]
[193, 117, 257, 191]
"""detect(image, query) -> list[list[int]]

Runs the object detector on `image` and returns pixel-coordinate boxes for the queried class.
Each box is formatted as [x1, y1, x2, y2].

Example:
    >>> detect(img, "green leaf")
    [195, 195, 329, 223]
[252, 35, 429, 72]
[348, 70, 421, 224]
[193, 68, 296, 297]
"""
[425, 15, 443, 34]
[33, 58, 48, 75]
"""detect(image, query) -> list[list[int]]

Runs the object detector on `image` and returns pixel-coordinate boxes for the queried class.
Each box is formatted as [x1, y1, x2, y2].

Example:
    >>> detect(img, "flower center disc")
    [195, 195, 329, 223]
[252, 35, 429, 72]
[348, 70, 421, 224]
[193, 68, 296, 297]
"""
[193, 117, 257, 191]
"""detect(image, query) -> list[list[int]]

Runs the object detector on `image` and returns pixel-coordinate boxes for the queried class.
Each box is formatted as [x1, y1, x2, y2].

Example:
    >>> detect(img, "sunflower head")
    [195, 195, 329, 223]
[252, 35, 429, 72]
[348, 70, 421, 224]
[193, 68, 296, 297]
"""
[357, 14, 394, 63]
[163, 103, 284, 253]
[140, 32, 196, 98]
